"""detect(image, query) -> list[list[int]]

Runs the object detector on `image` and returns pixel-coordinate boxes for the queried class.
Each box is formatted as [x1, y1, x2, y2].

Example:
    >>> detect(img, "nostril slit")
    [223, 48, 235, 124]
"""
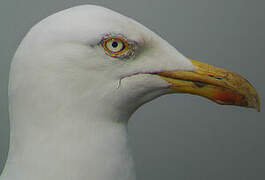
[209, 75, 224, 80]
[215, 76, 224, 80]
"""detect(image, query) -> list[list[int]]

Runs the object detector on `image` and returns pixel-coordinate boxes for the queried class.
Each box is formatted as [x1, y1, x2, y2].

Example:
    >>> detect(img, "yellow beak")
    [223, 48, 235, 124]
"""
[157, 58, 260, 112]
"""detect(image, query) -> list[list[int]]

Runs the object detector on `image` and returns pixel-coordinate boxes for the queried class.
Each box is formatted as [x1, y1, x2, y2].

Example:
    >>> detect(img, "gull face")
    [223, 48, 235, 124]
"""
[17, 5, 259, 116]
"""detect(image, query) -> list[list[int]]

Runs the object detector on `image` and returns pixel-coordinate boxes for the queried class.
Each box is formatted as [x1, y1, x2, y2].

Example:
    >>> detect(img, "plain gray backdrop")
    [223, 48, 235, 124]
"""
[0, 0, 264, 179]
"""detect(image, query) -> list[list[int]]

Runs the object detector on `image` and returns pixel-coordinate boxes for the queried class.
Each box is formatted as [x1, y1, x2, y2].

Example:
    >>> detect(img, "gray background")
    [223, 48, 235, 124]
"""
[0, 0, 265, 179]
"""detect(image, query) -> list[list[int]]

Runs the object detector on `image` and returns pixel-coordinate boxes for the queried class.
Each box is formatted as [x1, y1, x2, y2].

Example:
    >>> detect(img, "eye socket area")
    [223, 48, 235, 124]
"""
[102, 36, 129, 56]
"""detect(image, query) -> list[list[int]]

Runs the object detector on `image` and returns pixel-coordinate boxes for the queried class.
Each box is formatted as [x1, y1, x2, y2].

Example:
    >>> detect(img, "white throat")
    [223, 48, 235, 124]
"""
[3, 80, 136, 180]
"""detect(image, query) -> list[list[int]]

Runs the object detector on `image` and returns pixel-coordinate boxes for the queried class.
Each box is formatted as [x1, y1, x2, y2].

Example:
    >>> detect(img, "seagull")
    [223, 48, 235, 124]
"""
[1, 5, 259, 180]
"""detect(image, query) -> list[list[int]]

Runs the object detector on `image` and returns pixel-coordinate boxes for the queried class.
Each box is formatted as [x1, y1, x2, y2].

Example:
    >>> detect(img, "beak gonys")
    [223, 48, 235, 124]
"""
[157, 58, 260, 112]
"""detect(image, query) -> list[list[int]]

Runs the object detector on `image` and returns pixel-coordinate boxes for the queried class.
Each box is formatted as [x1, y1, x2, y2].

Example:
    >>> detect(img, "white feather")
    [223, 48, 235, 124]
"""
[2, 5, 194, 180]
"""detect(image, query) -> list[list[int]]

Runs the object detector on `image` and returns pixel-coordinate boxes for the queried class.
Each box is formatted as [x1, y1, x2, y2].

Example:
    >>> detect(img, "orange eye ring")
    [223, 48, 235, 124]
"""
[102, 36, 130, 57]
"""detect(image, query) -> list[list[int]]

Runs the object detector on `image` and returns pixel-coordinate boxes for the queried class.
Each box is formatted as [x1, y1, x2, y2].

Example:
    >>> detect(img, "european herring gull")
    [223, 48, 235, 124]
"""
[1, 5, 259, 180]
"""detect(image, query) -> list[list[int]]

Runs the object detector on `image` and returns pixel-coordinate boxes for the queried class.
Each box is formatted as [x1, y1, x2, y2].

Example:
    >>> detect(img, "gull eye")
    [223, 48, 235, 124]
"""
[101, 35, 135, 59]
[105, 38, 125, 53]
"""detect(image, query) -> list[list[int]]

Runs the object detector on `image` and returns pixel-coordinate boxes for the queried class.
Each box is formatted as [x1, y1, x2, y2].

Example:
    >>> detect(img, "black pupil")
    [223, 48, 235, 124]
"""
[112, 41, 119, 48]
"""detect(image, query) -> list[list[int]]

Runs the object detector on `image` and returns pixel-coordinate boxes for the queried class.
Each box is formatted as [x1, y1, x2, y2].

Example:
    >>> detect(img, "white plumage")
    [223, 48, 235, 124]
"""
[2, 4, 259, 180]
[2, 5, 194, 180]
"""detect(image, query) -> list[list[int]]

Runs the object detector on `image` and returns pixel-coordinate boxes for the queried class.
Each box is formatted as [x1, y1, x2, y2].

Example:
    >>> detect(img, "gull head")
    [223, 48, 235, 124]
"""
[4, 5, 260, 180]
[10, 5, 260, 124]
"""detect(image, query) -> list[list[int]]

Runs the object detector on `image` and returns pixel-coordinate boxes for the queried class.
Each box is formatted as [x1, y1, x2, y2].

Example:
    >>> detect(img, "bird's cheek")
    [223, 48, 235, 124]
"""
[111, 74, 171, 110]
[119, 74, 170, 91]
